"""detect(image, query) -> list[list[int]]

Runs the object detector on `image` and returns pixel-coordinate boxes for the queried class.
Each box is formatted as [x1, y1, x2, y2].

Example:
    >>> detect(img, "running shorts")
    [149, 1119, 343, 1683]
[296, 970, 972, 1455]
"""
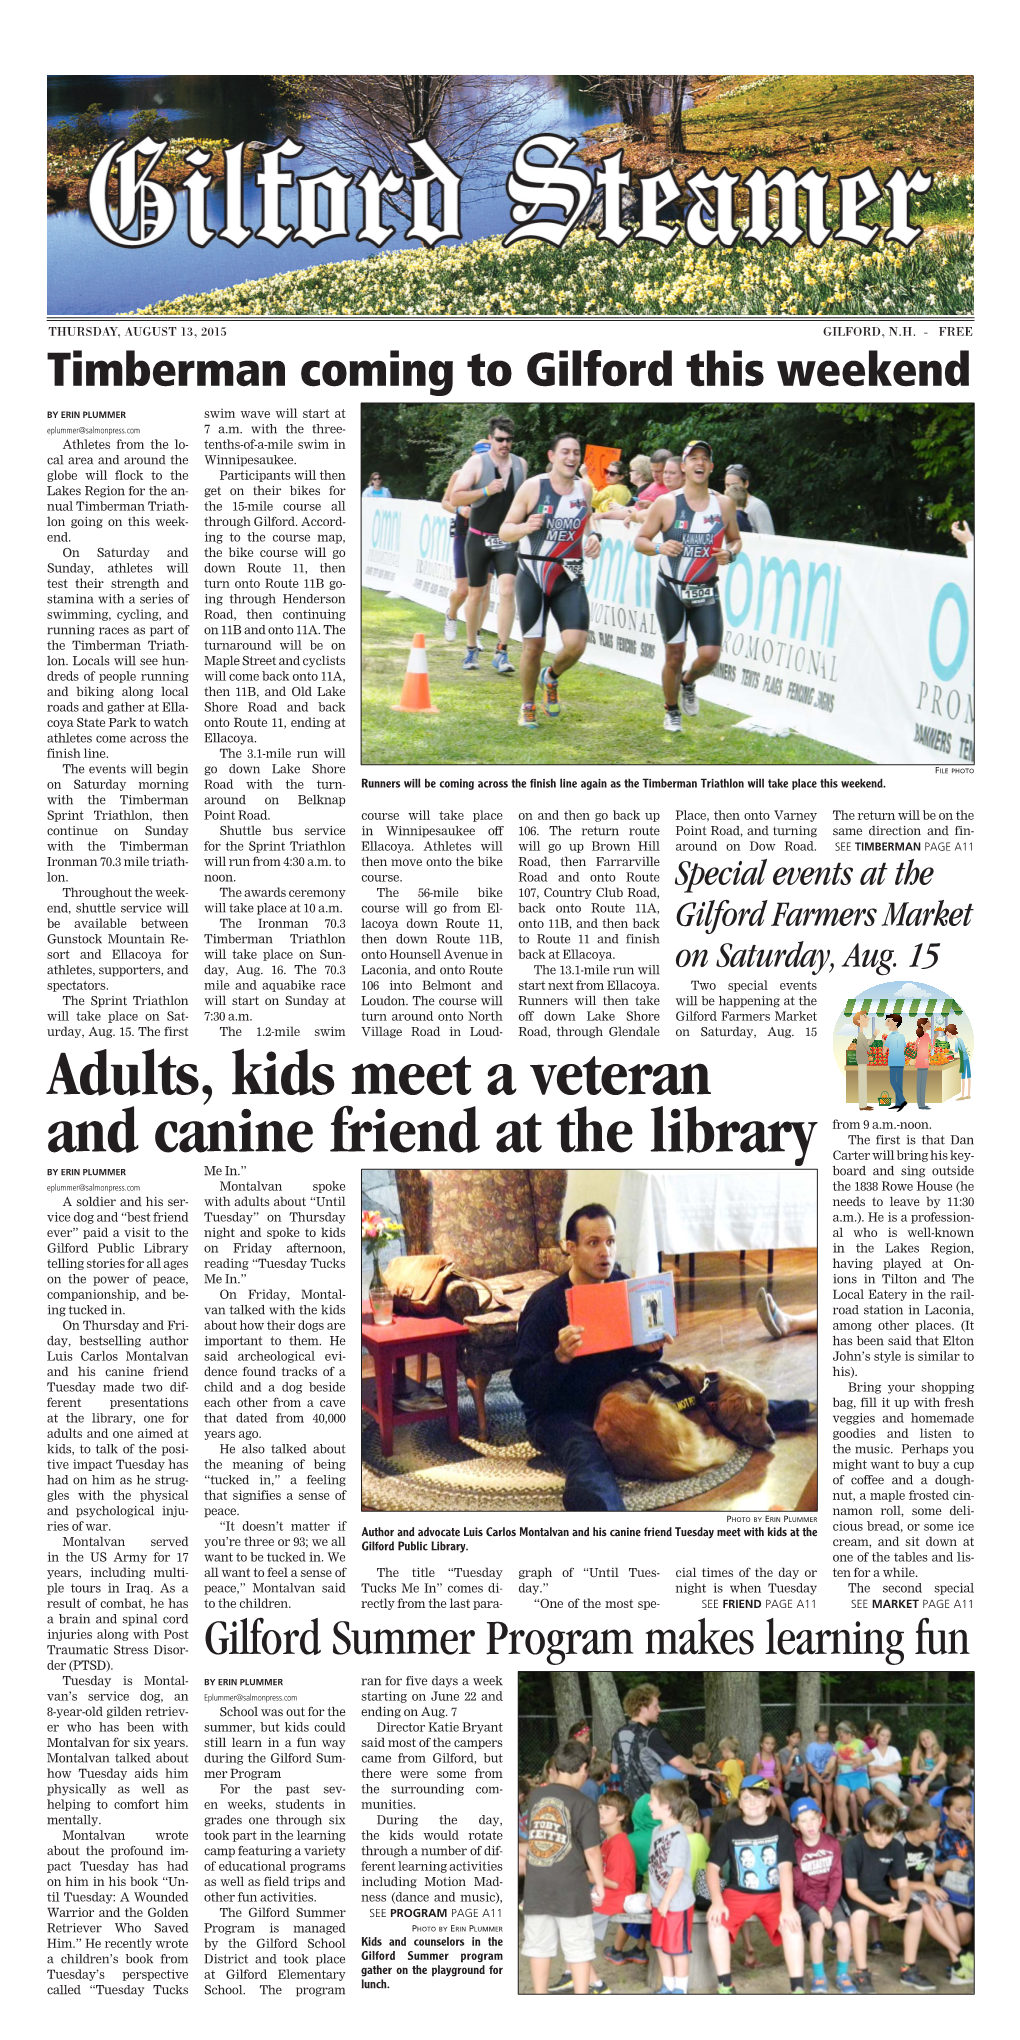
[655, 575, 724, 648]
[466, 529, 517, 586]
[516, 566, 591, 640]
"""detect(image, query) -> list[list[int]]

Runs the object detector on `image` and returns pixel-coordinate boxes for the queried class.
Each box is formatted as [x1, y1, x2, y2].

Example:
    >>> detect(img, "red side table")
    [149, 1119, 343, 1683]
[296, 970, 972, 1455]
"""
[361, 1310, 464, 1459]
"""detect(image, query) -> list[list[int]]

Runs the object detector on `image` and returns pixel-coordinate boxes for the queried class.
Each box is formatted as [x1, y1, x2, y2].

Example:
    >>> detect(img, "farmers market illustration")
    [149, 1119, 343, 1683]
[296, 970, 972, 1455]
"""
[833, 983, 973, 1110]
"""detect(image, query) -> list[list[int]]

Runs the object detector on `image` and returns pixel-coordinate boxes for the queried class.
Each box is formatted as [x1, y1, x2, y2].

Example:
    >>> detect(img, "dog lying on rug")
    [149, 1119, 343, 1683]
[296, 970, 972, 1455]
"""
[593, 1361, 775, 1481]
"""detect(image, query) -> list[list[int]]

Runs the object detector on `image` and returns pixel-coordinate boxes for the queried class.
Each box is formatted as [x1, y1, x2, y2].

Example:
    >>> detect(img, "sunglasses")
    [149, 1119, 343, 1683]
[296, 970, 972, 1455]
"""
[491, 434, 513, 444]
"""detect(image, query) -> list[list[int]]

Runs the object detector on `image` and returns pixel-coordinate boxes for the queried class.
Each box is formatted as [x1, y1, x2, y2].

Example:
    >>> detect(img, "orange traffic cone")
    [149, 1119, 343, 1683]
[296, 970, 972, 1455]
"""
[393, 631, 438, 712]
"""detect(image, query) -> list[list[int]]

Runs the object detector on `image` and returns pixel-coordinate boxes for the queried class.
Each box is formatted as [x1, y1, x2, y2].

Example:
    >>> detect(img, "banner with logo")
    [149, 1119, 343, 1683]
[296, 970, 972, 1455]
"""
[362, 501, 973, 765]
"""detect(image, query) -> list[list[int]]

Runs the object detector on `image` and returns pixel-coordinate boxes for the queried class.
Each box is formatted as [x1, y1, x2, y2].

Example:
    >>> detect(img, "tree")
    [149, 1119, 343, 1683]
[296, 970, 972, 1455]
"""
[550, 1670, 584, 1743]
[704, 1672, 761, 1762]
[589, 1672, 625, 1758]
[309, 75, 532, 224]
[664, 77, 690, 156]
[795, 1671, 822, 1749]
[925, 1671, 950, 1747]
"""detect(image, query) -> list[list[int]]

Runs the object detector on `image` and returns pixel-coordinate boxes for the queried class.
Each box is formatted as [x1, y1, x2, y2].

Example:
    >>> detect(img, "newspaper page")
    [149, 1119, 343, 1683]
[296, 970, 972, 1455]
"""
[19, 42, 995, 2030]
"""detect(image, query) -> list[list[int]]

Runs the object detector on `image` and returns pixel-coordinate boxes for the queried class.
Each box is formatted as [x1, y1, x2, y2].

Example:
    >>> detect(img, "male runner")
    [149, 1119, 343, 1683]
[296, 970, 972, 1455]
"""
[634, 443, 742, 734]
[451, 417, 527, 673]
[499, 432, 601, 731]
[440, 437, 489, 641]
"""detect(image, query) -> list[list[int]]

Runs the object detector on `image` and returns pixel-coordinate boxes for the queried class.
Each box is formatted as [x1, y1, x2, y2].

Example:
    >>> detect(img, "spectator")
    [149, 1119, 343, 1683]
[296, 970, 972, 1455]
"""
[362, 472, 392, 497]
[725, 462, 774, 534]
[591, 461, 632, 513]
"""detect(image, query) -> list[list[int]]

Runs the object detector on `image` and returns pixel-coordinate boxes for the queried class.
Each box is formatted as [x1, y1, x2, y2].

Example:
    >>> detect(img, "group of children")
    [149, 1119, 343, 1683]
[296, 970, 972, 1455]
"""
[518, 1716, 974, 1997]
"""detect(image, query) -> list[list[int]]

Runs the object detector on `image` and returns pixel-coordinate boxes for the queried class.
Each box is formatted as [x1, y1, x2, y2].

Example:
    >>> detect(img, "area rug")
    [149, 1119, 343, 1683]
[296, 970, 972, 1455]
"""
[361, 1385, 752, 1511]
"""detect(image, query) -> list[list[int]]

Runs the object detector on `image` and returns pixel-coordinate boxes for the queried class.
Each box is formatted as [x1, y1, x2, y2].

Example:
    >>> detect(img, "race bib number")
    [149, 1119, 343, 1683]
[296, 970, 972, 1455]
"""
[562, 559, 585, 581]
[483, 533, 504, 551]
[680, 581, 718, 607]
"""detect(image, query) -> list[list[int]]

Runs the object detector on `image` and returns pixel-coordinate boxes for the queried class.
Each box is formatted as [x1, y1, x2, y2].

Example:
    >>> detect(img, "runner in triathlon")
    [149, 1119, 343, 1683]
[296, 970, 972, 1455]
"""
[633, 442, 742, 734]
[499, 432, 601, 731]
[450, 417, 527, 673]
[440, 437, 489, 642]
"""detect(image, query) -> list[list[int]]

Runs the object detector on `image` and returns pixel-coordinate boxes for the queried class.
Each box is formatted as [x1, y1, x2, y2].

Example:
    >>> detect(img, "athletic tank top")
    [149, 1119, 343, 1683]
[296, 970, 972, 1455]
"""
[657, 488, 726, 600]
[518, 475, 589, 591]
[470, 450, 525, 534]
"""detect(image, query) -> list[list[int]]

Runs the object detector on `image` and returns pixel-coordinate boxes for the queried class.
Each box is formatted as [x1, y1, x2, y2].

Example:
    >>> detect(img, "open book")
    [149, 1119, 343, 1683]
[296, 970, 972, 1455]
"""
[565, 1273, 678, 1357]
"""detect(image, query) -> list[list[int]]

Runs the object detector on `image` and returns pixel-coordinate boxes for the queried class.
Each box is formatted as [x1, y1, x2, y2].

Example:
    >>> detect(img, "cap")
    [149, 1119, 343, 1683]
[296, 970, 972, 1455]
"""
[740, 1774, 774, 1794]
[682, 440, 713, 461]
[789, 1796, 819, 1822]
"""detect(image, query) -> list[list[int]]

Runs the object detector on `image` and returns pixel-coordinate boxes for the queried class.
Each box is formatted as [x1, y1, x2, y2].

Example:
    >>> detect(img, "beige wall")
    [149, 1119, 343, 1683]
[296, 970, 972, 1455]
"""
[562, 1170, 623, 1237]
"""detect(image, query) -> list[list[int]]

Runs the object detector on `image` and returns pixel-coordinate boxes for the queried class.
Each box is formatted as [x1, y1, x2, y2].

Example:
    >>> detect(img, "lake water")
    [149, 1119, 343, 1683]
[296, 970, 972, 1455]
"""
[47, 74, 624, 313]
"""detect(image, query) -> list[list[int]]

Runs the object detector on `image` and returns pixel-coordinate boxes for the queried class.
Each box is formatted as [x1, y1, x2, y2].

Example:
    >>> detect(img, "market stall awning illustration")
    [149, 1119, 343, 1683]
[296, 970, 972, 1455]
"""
[842, 995, 963, 1018]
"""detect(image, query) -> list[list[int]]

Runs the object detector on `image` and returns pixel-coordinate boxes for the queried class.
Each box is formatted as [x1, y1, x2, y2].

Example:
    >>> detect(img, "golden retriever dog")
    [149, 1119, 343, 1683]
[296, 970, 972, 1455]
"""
[593, 1362, 775, 1482]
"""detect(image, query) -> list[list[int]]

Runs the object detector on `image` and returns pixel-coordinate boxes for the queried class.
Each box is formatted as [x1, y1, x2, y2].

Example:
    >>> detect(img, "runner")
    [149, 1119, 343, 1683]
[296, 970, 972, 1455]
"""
[440, 437, 489, 642]
[450, 416, 527, 673]
[633, 443, 742, 735]
[499, 433, 601, 731]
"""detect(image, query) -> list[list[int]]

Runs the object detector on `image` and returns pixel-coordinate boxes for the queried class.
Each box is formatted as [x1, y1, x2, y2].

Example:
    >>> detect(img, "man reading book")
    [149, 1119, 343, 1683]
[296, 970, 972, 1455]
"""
[510, 1204, 668, 1512]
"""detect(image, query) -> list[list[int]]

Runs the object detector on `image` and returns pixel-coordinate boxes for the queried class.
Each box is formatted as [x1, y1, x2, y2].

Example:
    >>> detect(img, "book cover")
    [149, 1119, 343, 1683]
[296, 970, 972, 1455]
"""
[566, 1274, 677, 1356]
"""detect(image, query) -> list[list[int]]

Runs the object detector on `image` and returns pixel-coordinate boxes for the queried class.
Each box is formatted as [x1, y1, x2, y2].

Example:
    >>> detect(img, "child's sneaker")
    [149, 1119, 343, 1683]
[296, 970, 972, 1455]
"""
[834, 1974, 858, 1995]
[603, 1948, 628, 1966]
[548, 1973, 574, 1993]
[588, 1978, 611, 1995]
[854, 1971, 875, 1994]
[899, 1967, 936, 1992]
[958, 1951, 974, 1977]
[624, 1947, 648, 1965]
[716, 1982, 737, 1995]
[517, 702, 538, 730]
[810, 1977, 829, 1994]
[949, 1965, 972, 1986]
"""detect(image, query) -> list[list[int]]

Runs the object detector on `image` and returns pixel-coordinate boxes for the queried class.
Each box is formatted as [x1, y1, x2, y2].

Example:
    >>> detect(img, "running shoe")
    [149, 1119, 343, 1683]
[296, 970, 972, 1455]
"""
[716, 1983, 736, 1995]
[540, 666, 561, 717]
[444, 614, 458, 641]
[624, 1947, 649, 1965]
[835, 1975, 858, 1995]
[899, 1968, 936, 1992]
[603, 1949, 628, 1967]
[517, 703, 538, 730]
[854, 1971, 875, 1993]
[588, 1979, 612, 1995]
[958, 1952, 974, 1977]
[949, 1966, 972, 1986]
[548, 1973, 574, 1993]
[810, 1978, 829, 1994]
[491, 648, 514, 674]
[663, 705, 684, 734]
[681, 680, 699, 716]
[463, 646, 480, 671]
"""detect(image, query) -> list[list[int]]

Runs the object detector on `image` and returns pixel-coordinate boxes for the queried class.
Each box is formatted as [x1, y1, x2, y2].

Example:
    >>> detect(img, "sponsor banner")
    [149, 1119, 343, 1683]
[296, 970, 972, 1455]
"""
[363, 502, 974, 764]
